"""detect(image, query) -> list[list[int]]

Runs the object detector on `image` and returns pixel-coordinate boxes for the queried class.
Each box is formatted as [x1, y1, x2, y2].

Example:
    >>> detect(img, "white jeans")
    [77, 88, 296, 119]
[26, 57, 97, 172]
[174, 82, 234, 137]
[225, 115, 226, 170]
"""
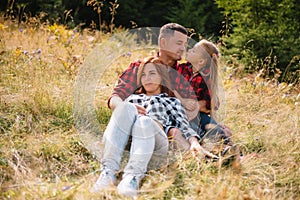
[101, 102, 169, 177]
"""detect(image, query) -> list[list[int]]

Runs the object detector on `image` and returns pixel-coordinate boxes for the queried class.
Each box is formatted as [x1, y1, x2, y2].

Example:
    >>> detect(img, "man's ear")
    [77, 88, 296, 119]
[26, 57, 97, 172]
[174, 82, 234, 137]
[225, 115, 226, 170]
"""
[160, 38, 166, 49]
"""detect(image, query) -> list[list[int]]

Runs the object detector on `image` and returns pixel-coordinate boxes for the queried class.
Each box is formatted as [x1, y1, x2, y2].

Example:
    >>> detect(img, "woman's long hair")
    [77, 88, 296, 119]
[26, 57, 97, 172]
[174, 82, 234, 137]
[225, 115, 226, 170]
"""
[198, 40, 220, 118]
[135, 56, 175, 97]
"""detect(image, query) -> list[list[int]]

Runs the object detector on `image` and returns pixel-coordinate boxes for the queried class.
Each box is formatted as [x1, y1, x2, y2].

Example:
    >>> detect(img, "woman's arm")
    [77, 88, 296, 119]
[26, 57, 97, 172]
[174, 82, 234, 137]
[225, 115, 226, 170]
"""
[169, 98, 199, 140]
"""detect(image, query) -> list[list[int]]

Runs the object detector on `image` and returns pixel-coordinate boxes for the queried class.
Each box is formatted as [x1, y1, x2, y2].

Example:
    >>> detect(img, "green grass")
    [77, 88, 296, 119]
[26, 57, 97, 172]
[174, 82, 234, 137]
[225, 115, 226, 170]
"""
[0, 18, 299, 199]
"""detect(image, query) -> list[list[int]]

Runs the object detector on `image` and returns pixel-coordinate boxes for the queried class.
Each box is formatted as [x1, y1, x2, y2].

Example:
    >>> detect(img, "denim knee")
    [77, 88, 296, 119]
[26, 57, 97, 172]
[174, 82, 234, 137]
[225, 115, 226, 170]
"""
[133, 116, 155, 139]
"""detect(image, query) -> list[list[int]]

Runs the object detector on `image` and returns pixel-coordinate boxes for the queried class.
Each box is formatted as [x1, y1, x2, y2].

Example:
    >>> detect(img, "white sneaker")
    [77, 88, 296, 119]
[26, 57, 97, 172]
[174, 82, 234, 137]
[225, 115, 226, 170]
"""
[117, 174, 141, 197]
[91, 168, 117, 193]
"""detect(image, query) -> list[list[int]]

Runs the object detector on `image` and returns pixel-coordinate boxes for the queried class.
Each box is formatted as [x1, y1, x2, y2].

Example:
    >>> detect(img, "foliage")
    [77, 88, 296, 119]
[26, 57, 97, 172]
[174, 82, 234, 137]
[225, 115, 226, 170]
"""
[4, 0, 299, 83]
[0, 0, 224, 37]
[0, 17, 300, 199]
[166, 0, 223, 40]
[216, 0, 300, 83]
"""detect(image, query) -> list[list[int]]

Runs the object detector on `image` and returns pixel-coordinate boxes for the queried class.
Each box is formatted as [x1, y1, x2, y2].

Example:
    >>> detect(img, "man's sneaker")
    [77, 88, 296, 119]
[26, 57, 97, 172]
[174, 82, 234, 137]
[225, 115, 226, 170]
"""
[91, 168, 117, 193]
[117, 174, 141, 197]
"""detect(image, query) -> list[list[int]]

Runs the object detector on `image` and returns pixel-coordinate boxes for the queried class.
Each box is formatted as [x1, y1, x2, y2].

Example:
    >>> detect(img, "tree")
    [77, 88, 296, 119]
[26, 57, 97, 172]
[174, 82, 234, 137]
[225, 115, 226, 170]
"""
[216, 0, 300, 82]
[166, 0, 224, 40]
[113, 0, 176, 28]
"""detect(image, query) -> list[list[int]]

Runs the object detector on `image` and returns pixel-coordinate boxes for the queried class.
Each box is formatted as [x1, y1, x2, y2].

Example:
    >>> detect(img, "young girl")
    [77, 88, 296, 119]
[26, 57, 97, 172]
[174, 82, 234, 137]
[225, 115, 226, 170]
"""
[93, 56, 214, 197]
[176, 39, 232, 143]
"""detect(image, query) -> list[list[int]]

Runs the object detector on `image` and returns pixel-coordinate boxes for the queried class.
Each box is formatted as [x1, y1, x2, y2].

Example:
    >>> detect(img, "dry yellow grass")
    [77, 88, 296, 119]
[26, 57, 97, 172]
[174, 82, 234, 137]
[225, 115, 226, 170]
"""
[0, 18, 299, 199]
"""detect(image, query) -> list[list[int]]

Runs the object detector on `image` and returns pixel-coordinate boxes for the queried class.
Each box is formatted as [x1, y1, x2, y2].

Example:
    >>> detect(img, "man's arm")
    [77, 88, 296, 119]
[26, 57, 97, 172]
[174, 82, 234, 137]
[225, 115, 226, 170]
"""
[107, 61, 140, 109]
[173, 90, 198, 120]
[170, 64, 199, 119]
[107, 61, 148, 115]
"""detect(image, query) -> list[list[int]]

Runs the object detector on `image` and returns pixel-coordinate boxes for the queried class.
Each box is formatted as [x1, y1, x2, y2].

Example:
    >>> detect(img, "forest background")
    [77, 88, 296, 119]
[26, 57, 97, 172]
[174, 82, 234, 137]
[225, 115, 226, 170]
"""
[1, 0, 300, 81]
[0, 0, 299, 199]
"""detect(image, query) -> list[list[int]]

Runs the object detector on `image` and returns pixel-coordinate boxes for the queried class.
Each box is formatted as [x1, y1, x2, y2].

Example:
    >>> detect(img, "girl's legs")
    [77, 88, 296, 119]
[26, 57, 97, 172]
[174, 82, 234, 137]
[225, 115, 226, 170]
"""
[199, 112, 217, 130]
[200, 112, 228, 142]
[190, 112, 230, 141]
[189, 112, 217, 138]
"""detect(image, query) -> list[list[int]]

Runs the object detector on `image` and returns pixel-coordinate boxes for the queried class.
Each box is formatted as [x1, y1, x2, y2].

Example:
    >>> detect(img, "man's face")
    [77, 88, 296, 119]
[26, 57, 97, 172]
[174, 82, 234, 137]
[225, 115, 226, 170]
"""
[161, 31, 187, 61]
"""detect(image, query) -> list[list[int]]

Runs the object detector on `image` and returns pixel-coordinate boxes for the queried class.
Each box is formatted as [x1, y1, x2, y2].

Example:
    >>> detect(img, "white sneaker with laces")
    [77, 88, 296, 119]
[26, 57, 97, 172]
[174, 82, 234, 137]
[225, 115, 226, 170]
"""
[91, 168, 117, 193]
[117, 174, 141, 197]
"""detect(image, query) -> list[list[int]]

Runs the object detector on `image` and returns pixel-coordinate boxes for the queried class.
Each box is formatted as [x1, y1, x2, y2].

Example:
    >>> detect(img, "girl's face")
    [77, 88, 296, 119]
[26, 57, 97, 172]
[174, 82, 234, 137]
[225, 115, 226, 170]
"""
[186, 44, 206, 70]
[141, 63, 162, 96]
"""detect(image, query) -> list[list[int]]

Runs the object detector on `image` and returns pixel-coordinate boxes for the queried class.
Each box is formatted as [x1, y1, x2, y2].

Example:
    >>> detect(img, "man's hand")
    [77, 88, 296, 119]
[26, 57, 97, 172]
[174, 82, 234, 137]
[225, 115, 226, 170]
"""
[198, 100, 210, 113]
[173, 90, 198, 110]
[180, 98, 198, 120]
[181, 98, 198, 111]
[173, 90, 198, 120]
[185, 101, 199, 120]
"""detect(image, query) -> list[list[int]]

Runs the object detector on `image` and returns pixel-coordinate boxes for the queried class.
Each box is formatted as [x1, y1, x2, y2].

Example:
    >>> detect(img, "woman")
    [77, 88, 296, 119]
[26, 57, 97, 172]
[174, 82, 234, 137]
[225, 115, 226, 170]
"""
[92, 57, 214, 197]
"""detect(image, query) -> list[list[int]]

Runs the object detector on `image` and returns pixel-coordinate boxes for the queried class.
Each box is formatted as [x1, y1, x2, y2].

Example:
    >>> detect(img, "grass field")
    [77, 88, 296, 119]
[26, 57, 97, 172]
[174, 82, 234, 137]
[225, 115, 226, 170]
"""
[0, 19, 299, 199]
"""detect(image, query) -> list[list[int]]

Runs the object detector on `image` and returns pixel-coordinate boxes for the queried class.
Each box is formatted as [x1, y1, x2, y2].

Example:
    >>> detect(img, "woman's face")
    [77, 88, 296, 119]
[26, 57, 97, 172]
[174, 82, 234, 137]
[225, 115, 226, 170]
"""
[141, 63, 162, 96]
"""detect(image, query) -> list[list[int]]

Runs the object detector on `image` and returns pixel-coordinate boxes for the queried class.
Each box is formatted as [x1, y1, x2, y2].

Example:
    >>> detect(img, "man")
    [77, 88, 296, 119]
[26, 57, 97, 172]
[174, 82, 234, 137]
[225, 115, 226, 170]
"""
[108, 23, 198, 142]
[108, 23, 197, 114]
[92, 23, 205, 196]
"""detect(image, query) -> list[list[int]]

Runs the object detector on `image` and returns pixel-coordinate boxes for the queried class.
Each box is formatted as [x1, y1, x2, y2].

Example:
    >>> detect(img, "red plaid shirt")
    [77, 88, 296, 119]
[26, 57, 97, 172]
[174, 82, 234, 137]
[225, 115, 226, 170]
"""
[175, 62, 212, 110]
[109, 59, 196, 108]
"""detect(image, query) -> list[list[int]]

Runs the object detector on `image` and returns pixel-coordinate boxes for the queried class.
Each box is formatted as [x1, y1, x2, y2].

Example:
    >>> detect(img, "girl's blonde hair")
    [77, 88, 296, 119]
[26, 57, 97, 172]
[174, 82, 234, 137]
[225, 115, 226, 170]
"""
[198, 39, 220, 118]
[135, 56, 175, 97]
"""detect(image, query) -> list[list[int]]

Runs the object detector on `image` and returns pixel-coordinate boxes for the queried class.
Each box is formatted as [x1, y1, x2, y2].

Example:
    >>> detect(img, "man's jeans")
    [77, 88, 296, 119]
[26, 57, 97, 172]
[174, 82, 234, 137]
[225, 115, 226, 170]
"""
[101, 102, 168, 177]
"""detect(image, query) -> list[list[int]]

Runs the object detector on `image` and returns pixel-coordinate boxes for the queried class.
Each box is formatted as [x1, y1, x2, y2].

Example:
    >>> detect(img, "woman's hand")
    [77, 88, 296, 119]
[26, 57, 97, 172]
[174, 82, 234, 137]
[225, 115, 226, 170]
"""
[135, 104, 147, 115]
[189, 136, 218, 159]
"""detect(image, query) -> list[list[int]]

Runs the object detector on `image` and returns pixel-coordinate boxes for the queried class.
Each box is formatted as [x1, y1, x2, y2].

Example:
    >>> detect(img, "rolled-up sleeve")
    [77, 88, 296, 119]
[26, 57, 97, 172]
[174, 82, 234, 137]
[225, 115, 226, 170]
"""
[107, 61, 141, 108]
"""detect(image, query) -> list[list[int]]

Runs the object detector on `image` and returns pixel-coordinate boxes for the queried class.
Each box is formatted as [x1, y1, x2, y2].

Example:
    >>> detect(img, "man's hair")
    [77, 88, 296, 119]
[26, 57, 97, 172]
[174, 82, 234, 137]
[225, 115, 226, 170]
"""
[158, 23, 188, 42]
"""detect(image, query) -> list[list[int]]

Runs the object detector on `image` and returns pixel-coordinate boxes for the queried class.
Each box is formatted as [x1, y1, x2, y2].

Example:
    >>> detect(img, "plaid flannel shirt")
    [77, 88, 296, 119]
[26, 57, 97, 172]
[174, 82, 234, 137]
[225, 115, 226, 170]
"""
[108, 59, 196, 108]
[125, 93, 199, 140]
[175, 62, 212, 110]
